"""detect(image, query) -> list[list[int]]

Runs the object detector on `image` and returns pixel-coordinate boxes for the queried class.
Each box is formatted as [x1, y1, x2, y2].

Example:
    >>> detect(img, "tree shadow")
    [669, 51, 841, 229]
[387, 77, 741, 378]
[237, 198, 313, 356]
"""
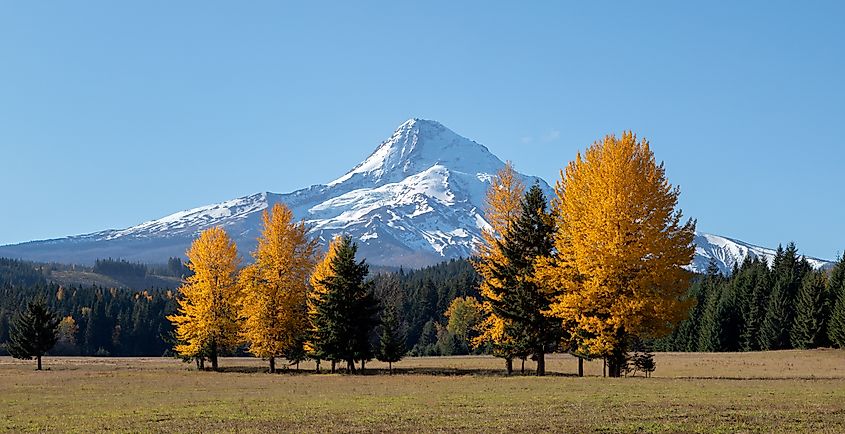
[208, 365, 579, 377]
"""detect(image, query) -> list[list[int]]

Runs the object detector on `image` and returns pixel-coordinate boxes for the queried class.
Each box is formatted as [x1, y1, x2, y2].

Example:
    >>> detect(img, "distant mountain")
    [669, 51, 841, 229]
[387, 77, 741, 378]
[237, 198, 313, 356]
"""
[0, 119, 547, 268]
[0, 118, 833, 273]
[689, 233, 832, 274]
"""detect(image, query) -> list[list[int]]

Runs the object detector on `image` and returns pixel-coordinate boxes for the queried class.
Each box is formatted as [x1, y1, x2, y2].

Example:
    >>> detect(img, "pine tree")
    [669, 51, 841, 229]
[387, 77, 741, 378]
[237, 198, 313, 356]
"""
[760, 243, 810, 350]
[167, 227, 241, 371]
[697, 260, 724, 352]
[472, 162, 527, 374]
[790, 270, 829, 349]
[537, 132, 696, 377]
[6, 298, 60, 370]
[738, 258, 770, 351]
[827, 254, 845, 348]
[377, 304, 406, 373]
[487, 183, 557, 375]
[239, 203, 317, 373]
[306, 236, 342, 370]
[309, 236, 379, 373]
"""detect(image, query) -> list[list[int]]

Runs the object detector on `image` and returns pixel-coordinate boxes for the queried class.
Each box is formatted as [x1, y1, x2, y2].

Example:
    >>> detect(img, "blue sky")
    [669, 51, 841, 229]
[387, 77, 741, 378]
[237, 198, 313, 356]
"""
[1, 2, 843, 259]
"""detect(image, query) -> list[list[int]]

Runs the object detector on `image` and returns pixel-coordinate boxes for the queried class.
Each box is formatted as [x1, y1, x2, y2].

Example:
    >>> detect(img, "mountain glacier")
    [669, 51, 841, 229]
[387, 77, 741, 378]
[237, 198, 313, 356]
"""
[0, 118, 832, 272]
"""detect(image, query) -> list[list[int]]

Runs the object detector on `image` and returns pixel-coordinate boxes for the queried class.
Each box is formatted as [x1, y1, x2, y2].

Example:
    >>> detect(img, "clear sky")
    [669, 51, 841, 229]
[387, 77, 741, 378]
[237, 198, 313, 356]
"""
[1, 2, 843, 260]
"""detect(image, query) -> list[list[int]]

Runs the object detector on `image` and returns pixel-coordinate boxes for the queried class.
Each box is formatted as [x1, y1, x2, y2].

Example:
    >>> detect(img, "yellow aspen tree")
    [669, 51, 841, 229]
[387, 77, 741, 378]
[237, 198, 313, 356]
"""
[538, 132, 695, 377]
[471, 162, 526, 374]
[306, 235, 342, 373]
[239, 203, 317, 373]
[167, 227, 241, 371]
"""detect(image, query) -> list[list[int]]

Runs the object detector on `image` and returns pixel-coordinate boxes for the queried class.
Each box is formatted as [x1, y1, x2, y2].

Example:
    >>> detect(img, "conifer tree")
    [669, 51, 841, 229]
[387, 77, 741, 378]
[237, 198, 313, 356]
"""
[306, 236, 342, 370]
[168, 227, 241, 371]
[487, 183, 557, 375]
[737, 258, 770, 351]
[827, 254, 845, 348]
[697, 260, 724, 352]
[377, 304, 406, 373]
[538, 132, 696, 377]
[760, 243, 810, 350]
[309, 236, 379, 373]
[239, 203, 317, 373]
[790, 270, 829, 349]
[473, 162, 526, 374]
[6, 298, 60, 370]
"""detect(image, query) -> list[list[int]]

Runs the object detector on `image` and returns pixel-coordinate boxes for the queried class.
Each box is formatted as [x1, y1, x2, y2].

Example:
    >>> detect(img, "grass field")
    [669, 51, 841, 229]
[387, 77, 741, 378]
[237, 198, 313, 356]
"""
[2, 350, 845, 433]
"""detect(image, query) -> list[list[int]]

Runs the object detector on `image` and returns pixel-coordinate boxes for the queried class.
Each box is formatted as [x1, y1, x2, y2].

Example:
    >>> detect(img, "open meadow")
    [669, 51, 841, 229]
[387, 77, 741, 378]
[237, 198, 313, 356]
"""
[2, 350, 845, 433]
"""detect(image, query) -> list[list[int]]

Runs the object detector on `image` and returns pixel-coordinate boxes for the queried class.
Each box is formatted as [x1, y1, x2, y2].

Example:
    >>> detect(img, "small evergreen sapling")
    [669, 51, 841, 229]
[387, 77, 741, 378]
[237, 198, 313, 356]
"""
[377, 305, 406, 373]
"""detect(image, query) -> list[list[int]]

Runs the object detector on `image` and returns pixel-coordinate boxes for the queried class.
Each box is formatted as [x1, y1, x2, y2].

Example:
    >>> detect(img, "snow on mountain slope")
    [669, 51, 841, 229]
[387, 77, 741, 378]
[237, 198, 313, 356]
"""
[0, 119, 547, 268]
[0, 118, 833, 272]
[690, 233, 832, 274]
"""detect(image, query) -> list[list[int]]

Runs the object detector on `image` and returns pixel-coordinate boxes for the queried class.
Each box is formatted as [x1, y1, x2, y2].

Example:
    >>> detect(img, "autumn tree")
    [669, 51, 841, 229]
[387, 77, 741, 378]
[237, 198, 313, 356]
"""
[539, 132, 696, 377]
[168, 227, 241, 371]
[308, 236, 379, 373]
[472, 162, 527, 374]
[239, 203, 317, 373]
[306, 236, 342, 372]
[444, 296, 483, 353]
[487, 183, 557, 375]
[55, 316, 80, 355]
[6, 298, 60, 370]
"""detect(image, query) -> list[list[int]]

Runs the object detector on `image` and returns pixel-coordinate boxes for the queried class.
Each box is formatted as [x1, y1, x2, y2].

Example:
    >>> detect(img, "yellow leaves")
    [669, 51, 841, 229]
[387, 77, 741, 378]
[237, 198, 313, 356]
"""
[308, 236, 342, 316]
[167, 227, 241, 359]
[542, 132, 696, 357]
[239, 203, 317, 359]
[475, 162, 523, 302]
[472, 162, 524, 351]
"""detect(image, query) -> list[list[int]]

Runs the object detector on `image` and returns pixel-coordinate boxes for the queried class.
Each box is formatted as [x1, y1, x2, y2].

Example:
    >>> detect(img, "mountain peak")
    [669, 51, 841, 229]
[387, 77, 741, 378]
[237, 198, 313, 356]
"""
[328, 118, 502, 186]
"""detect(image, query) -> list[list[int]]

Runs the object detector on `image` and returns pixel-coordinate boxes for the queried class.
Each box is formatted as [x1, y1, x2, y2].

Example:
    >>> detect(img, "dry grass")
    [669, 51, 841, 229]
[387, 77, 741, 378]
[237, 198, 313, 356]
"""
[1, 351, 844, 433]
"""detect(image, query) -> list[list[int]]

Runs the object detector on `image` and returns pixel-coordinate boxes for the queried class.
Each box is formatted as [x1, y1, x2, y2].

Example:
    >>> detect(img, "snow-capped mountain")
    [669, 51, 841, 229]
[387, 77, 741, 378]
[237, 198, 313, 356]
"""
[689, 233, 832, 275]
[0, 119, 547, 268]
[0, 118, 833, 273]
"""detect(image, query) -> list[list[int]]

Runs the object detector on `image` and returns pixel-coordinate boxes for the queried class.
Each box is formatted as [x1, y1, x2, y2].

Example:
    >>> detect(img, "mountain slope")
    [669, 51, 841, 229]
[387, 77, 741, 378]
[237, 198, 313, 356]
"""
[0, 119, 548, 268]
[690, 233, 832, 274]
[0, 118, 833, 272]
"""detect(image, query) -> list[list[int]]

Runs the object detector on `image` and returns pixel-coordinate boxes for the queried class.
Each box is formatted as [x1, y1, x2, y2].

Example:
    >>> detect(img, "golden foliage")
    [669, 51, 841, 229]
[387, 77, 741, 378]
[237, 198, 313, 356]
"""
[472, 162, 524, 351]
[305, 235, 343, 353]
[444, 296, 483, 344]
[538, 132, 695, 357]
[167, 227, 242, 359]
[239, 203, 317, 359]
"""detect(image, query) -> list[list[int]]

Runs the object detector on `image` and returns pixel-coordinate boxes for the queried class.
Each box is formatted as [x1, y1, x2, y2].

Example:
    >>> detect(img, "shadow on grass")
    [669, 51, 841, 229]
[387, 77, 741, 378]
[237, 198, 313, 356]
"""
[209, 365, 580, 377]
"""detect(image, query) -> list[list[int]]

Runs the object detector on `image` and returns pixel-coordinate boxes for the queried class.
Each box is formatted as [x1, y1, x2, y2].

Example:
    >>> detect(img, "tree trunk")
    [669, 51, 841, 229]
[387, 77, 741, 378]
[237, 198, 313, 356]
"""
[578, 356, 584, 377]
[347, 359, 355, 373]
[269, 357, 276, 374]
[505, 357, 513, 375]
[331, 360, 336, 374]
[602, 358, 606, 378]
[316, 359, 321, 374]
[607, 352, 625, 378]
[37, 355, 42, 371]
[389, 361, 393, 374]
[536, 352, 545, 376]
[521, 358, 525, 374]
[210, 340, 219, 371]
[361, 359, 365, 372]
